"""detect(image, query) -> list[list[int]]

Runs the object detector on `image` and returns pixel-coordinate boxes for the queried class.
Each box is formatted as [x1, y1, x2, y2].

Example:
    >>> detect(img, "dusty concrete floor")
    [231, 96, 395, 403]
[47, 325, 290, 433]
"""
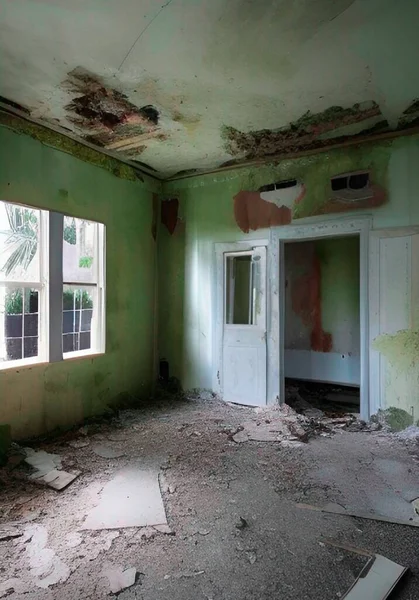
[1, 394, 419, 599]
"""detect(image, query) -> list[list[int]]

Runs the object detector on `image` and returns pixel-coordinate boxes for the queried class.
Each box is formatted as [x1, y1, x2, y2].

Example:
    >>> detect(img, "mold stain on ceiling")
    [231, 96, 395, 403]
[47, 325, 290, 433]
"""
[0, 0, 418, 178]
[63, 68, 165, 157]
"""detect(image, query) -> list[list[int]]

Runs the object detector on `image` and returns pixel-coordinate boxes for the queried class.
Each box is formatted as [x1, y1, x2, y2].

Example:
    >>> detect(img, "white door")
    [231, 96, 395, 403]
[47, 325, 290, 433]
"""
[221, 247, 267, 406]
[369, 228, 419, 417]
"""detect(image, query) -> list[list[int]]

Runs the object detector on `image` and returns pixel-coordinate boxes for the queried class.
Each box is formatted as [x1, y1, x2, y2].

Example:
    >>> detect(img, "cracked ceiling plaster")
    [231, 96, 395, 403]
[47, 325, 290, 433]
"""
[0, 0, 418, 178]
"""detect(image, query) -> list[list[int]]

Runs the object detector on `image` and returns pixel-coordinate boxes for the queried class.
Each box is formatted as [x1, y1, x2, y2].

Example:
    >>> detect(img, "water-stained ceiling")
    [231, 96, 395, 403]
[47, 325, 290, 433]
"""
[1, 0, 418, 178]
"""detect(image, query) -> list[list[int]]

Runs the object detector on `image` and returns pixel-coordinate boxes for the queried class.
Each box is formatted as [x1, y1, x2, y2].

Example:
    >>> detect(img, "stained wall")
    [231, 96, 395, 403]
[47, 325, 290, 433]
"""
[284, 237, 360, 385]
[160, 134, 419, 415]
[0, 124, 159, 439]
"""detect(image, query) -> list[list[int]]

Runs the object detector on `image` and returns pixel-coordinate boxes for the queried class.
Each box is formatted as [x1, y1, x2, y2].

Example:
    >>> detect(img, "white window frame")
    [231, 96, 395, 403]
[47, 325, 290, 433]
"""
[0, 200, 105, 370]
[62, 217, 106, 360]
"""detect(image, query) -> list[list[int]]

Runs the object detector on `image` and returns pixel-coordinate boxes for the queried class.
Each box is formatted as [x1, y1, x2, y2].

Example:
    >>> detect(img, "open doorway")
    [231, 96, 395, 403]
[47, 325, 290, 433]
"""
[283, 235, 360, 416]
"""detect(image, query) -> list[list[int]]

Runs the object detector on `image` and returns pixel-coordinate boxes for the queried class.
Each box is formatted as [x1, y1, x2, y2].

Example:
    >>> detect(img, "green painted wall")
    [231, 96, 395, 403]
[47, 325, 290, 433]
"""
[317, 236, 360, 354]
[0, 125, 159, 439]
[160, 135, 419, 413]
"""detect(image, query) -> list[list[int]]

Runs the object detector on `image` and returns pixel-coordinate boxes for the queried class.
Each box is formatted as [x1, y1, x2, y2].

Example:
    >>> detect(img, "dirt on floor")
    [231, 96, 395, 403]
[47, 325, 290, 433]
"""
[1, 392, 419, 599]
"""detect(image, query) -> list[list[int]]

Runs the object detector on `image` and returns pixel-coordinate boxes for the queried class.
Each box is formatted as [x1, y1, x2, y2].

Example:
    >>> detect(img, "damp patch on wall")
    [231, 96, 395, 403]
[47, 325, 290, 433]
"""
[161, 198, 179, 234]
[291, 250, 333, 353]
[223, 101, 387, 161]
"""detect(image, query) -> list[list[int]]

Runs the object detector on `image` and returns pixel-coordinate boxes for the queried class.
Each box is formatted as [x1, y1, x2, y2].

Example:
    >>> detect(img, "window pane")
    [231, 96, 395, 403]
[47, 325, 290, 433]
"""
[62, 285, 94, 353]
[0, 201, 40, 283]
[63, 217, 97, 284]
[0, 287, 39, 363]
[225, 255, 254, 325]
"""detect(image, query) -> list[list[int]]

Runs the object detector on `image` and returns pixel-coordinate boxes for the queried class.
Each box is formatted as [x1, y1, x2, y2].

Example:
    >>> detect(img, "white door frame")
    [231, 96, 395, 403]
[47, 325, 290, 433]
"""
[213, 239, 269, 396]
[269, 216, 372, 421]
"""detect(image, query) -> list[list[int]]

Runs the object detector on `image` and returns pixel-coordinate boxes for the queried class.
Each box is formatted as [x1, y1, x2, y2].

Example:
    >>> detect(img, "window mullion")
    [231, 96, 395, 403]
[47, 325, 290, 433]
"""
[49, 212, 64, 362]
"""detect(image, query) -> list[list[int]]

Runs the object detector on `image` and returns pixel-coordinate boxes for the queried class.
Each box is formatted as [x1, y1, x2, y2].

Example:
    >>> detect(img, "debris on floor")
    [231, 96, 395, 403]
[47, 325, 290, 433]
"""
[341, 553, 408, 600]
[1, 393, 419, 599]
[82, 468, 168, 530]
[102, 565, 137, 594]
[23, 448, 80, 490]
[0, 526, 22, 541]
[297, 502, 419, 528]
[91, 444, 125, 459]
[24, 524, 71, 589]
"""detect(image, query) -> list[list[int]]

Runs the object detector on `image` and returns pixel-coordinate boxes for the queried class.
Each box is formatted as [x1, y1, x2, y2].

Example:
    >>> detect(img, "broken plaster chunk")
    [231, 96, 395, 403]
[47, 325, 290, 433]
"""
[0, 527, 23, 541]
[83, 468, 167, 531]
[0, 578, 26, 597]
[103, 566, 137, 594]
[153, 524, 173, 534]
[68, 438, 90, 449]
[24, 448, 62, 478]
[92, 444, 125, 459]
[65, 532, 83, 548]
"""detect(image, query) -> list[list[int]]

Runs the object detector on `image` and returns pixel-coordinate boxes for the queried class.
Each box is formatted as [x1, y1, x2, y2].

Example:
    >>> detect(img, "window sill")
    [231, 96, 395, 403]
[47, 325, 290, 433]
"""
[0, 351, 105, 372]
[0, 356, 46, 372]
[63, 350, 105, 362]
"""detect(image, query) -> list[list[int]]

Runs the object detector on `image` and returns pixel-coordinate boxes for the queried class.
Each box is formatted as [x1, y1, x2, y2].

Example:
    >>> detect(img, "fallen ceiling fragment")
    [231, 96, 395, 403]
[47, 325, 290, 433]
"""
[82, 468, 167, 530]
[342, 554, 407, 600]
[23, 448, 80, 491]
[102, 566, 137, 594]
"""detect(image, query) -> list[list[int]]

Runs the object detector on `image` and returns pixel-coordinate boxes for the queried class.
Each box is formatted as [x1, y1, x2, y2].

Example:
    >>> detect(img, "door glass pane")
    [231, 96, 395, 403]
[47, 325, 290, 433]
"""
[225, 255, 254, 325]
[0, 202, 40, 283]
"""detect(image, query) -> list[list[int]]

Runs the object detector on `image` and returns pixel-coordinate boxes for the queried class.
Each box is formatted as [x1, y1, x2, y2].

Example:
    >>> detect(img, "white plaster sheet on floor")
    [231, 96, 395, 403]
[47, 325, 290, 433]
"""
[82, 468, 167, 530]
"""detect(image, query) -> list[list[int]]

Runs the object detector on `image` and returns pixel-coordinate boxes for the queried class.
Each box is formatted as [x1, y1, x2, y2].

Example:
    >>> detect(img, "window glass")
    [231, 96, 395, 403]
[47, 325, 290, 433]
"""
[0, 203, 40, 283]
[0, 287, 39, 363]
[63, 216, 97, 284]
[225, 255, 254, 325]
[62, 285, 94, 353]
[63, 216, 99, 354]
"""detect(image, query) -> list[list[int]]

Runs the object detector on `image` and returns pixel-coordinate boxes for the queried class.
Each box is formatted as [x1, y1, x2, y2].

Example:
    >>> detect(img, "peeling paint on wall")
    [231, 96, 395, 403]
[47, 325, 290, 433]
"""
[161, 198, 179, 234]
[234, 168, 386, 231]
[233, 191, 291, 233]
[223, 101, 386, 160]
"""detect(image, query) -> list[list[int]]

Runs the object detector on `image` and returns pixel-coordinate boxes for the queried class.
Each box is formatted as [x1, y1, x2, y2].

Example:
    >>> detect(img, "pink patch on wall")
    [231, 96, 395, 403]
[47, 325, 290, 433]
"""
[161, 198, 179, 234]
[291, 253, 332, 353]
[234, 191, 292, 233]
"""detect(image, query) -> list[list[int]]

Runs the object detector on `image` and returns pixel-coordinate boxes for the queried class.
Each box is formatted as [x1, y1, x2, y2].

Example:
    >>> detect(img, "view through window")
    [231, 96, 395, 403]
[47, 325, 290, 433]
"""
[0, 200, 105, 367]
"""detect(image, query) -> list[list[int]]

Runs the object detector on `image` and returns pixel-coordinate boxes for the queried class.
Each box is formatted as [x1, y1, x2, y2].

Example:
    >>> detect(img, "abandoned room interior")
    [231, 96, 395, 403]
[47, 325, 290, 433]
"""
[1, 0, 419, 598]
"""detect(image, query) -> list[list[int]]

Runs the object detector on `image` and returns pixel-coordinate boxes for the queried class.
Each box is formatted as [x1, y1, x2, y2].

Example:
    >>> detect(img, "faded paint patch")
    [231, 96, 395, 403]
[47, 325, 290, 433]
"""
[152, 193, 159, 240]
[292, 253, 332, 352]
[161, 198, 179, 234]
[223, 102, 386, 160]
[64, 68, 161, 155]
[234, 191, 291, 233]
[372, 330, 419, 372]
[0, 112, 140, 182]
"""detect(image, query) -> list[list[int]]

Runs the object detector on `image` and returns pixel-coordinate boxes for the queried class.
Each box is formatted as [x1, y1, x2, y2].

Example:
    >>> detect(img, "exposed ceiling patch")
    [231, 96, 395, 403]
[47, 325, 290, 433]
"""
[223, 102, 388, 160]
[63, 68, 161, 155]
